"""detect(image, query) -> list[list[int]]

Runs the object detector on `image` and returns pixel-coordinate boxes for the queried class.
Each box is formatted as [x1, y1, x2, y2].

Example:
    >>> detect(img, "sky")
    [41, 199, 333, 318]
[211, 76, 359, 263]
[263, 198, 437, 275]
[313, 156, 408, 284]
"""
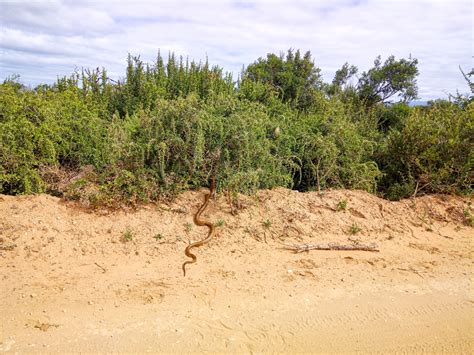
[0, 0, 472, 100]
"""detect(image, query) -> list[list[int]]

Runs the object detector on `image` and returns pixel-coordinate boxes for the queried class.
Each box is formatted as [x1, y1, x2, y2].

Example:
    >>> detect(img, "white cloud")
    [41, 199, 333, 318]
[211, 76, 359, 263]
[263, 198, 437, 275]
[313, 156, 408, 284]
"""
[0, 0, 471, 99]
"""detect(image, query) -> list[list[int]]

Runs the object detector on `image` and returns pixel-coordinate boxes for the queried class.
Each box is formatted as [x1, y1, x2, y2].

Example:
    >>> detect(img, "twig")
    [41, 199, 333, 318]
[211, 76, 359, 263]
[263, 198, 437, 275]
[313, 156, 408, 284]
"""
[397, 267, 425, 278]
[0, 243, 17, 251]
[281, 242, 379, 253]
[226, 189, 237, 216]
[94, 262, 107, 273]
[412, 180, 420, 199]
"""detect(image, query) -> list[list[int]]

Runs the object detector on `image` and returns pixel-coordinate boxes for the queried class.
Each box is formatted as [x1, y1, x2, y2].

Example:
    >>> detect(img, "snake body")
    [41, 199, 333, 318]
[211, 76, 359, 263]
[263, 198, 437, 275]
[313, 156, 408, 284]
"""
[182, 178, 216, 276]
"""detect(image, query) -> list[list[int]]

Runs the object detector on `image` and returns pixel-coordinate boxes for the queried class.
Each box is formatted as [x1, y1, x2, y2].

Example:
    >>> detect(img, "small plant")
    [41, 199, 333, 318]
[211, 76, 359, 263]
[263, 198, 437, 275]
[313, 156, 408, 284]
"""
[215, 219, 225, 227]
[463, 201, 473, 227]
[262, 219, 272, 229]
[349, 223, 361, 235]
[121, 228, 134, 242]
[185, 222, 193, 233]
[153, 233, 163, 241]
[337, 199, 348, 211]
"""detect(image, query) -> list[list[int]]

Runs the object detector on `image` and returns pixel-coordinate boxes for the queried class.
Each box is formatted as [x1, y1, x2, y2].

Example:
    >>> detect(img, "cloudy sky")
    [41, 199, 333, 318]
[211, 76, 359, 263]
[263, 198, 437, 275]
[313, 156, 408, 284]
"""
[0, 0, 472, 99]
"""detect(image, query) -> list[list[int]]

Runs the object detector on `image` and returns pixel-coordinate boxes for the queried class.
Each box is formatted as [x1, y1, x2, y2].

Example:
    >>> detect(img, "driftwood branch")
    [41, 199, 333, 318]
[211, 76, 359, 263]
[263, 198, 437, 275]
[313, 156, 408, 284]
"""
[282, 242, 379, 253]
[0, 243, 17, 251]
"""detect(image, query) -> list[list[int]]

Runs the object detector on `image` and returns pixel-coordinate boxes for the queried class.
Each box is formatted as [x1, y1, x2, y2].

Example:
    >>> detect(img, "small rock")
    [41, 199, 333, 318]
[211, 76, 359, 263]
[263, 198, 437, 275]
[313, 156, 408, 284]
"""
[88, 301, 93, 305]
[30, 293, 36, 298]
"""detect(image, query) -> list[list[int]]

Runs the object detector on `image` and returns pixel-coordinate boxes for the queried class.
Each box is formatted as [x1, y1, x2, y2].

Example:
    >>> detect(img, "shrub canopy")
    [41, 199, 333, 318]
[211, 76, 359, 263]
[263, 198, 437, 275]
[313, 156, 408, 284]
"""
[1, 50, 472, 205]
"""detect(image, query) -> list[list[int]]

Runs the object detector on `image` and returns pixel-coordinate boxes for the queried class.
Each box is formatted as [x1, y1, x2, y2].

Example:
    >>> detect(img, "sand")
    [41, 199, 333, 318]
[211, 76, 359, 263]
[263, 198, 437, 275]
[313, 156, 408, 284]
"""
[0, 188, 472, 353]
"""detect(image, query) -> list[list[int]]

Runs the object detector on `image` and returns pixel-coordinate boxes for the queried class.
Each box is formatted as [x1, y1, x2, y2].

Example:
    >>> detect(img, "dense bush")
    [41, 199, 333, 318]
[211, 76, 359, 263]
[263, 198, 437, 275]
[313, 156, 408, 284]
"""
[0, 84, 107, 194]
[378, 101, 473, 199]
[1, 50, 472, 205]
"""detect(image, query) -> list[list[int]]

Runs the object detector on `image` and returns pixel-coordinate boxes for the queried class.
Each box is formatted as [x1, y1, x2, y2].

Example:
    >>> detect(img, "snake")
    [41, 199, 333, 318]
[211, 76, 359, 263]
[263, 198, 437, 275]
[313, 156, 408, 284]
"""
[182, 177, 216, 276]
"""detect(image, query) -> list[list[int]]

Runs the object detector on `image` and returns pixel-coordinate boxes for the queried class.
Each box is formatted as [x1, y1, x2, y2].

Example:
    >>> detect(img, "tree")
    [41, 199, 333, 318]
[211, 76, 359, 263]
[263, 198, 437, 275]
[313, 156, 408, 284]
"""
[326, 62, 358, 100]
[333, 62, 358, 89]
[459, 65, 474, 94]
[449, 66, 474, 108]
[357, 55, 419, 107]
[241, 49, 323, 110]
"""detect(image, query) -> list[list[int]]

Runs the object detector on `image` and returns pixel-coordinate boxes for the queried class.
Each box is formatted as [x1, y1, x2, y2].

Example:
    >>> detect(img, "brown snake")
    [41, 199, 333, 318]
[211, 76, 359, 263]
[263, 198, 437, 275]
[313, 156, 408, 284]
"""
[182, 177, 216, 276]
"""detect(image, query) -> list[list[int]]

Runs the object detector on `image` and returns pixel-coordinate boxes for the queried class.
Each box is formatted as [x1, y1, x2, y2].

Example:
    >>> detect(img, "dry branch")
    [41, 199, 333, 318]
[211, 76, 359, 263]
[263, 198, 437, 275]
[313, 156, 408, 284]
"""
[94, 262, 107, 273]
[0, 243, 17, 251]
[282, 242, 379, 253]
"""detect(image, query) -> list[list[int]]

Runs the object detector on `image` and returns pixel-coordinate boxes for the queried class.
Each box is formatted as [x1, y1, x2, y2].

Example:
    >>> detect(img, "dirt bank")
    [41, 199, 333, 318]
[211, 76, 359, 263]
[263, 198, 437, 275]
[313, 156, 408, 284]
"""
[0, 189, 472, 353]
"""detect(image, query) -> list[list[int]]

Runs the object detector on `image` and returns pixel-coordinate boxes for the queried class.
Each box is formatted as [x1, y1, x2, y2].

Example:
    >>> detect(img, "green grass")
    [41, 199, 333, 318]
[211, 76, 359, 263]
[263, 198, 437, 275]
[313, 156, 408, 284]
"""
[215, 219, 225, 227]
[337, 199, 348, 211]
[262, 219, 272, 229]
[185, 222, 193, 233]
[121, 228, 134, 242]
[348, 223, 362, 235]
[463, 201, 473, 227]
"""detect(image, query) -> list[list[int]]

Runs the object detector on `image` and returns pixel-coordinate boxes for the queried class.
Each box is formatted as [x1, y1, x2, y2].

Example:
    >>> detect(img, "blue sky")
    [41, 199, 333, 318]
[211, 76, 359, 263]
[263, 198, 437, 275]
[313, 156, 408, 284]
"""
[0, 0, 472, 100]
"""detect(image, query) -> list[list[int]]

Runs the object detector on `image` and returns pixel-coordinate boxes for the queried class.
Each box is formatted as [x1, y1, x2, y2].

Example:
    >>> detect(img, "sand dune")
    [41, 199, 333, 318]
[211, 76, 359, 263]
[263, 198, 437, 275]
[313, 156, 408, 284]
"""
[0, 189, 472, 353]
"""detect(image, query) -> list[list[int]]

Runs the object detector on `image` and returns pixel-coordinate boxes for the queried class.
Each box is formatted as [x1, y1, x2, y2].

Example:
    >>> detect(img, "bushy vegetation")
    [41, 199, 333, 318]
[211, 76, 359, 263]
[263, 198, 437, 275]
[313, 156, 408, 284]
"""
[1, 50, 472, 206]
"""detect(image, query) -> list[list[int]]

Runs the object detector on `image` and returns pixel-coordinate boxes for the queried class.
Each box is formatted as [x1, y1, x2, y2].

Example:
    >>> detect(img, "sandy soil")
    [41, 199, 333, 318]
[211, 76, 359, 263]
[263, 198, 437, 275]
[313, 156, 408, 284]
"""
[0, 188, 473, 353]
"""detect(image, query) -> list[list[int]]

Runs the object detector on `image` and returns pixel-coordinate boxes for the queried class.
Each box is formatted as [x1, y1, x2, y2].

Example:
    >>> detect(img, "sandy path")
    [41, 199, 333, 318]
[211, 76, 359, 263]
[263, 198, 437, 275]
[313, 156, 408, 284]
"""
[0, 189, 472, 353]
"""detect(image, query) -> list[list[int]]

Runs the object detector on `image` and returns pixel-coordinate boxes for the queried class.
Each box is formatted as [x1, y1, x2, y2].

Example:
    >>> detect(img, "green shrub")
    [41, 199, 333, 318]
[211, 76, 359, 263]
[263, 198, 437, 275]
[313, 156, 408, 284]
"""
[1, 51, 471, 205]
[378, 101, 473, 199]
[289, 97, 381, 192]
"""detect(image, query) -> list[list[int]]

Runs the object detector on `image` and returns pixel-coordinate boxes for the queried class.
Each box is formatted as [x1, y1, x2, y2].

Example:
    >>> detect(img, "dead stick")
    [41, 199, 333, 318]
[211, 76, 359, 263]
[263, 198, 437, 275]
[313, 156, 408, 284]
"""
[0, 243, 17, 251]
[397, 267, 424, 278]
[94, 262, 107, 273]
[282, 242, 379, 253]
